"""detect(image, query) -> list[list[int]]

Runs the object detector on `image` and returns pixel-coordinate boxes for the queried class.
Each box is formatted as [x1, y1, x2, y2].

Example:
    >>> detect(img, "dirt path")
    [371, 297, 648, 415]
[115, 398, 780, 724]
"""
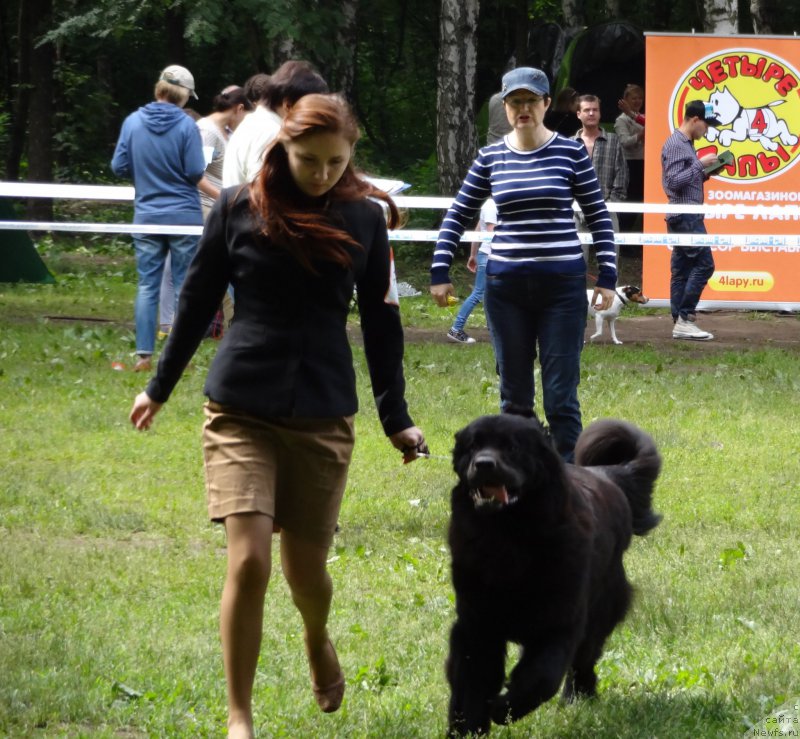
[399, 311, 800, 351]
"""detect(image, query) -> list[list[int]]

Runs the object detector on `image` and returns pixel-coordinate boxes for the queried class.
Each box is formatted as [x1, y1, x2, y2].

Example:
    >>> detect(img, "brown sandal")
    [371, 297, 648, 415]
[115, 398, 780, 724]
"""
[133, 355, 152, 372]
[308, 639, 345, 713]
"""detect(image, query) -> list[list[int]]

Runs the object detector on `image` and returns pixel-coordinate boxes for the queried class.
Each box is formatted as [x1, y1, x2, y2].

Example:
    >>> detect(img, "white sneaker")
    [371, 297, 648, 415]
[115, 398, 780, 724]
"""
[672, 317, 714, 341]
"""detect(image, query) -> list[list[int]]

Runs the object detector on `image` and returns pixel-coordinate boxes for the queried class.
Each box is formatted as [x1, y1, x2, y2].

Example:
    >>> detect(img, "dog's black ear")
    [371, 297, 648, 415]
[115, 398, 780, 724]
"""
[453, 425, 471, 454]
[532, 431, 564, 475]
[522, 415, 558, 452]
[521, 425, 572, 519]
[452, 426, 471, 476]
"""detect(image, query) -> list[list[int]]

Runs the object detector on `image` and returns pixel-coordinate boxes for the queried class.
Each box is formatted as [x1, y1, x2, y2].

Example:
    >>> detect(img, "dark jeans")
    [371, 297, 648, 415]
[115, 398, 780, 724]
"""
[484, 272, 586, 462]
[666, 214, 715, 322]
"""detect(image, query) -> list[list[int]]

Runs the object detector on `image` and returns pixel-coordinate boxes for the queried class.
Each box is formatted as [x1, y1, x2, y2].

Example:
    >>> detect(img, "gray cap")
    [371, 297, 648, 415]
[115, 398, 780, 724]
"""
[159, 65, 198, 100]
[501, 67, 550, 99]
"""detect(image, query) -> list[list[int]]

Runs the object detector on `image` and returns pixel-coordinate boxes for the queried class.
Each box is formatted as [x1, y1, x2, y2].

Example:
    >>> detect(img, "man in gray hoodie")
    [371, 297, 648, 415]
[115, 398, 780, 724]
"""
[112, 64, 205, 371]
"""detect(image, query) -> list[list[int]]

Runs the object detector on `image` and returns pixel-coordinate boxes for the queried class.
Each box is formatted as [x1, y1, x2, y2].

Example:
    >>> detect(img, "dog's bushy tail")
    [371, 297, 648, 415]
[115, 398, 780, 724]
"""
[574, 419, 662, 535]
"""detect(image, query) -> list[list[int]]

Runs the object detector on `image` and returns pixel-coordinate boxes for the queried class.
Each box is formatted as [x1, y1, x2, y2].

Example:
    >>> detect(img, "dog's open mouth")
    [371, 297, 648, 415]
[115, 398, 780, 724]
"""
[470, 484, 519, 509]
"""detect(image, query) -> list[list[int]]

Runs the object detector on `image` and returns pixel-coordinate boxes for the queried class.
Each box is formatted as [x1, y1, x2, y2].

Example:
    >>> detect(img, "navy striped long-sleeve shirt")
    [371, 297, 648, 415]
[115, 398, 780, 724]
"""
[431, 133, 617, 290]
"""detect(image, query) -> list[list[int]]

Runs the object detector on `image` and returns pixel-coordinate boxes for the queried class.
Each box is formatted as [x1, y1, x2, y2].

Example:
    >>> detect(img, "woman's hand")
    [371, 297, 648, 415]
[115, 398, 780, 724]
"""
[130, 391, 163, 431]
[389, 426, 429, 464]
[430, 283, 455, 307]
[590, 287, 616, 312]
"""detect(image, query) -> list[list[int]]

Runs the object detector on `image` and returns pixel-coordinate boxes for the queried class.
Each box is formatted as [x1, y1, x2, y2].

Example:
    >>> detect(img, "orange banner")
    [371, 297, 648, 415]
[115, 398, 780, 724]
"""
[643, 34, 800, 309]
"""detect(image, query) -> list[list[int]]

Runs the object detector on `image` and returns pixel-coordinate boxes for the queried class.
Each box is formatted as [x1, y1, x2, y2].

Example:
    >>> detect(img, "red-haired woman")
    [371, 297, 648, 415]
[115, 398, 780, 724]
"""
[130, 93, 426, 739]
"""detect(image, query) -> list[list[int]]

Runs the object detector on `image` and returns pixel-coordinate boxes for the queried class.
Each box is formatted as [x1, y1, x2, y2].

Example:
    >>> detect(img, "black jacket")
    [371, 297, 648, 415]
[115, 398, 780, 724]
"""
[146, 186, 414, 436]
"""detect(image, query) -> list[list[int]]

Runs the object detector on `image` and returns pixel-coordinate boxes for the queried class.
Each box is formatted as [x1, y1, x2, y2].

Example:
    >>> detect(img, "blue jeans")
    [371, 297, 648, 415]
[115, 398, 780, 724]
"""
[484, 272, 586, 462]
[666, 214, 715, 321]
[159, 253, 175, 331]
[452, 252, 488, 332]
[132, 232, 199, 354]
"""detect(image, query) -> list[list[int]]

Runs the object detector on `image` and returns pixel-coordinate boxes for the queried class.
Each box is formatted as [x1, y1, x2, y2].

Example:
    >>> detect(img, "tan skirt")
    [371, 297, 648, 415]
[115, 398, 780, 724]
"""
[202, 401, 355, 547]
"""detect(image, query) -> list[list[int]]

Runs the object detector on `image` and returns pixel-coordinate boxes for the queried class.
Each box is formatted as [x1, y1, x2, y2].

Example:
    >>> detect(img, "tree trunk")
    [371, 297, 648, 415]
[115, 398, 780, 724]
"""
[0, 0, 17, 117]
[276, 35, 300, 66]
[514, 0, 527, 67]
[97, 53, 117, 156]
[704, 0, 738, 33]
[436, 0, 479, 196]
[562, 0, 584, 32]
[6, 0, 31, 181]
[164, 6, 187, 64]
[329, 0, 358, 102]
[24, 0, 54, 222]
[750, 0, 779, 32]
[244, 21, 269, 73]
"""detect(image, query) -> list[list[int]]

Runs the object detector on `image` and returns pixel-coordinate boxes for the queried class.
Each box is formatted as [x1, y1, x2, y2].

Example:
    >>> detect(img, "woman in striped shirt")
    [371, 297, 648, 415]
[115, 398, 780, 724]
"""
[430, 67, 617, 461]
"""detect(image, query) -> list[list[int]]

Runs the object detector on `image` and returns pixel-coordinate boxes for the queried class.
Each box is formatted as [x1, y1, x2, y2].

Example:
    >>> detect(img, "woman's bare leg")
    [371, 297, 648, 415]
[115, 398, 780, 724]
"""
[280, 531, 342, 693]
[220, 513, 273, 739]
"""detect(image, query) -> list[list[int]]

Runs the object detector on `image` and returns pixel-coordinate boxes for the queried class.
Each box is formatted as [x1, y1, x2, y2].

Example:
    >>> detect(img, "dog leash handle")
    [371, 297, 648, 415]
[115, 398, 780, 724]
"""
[401, 439, 433, 464]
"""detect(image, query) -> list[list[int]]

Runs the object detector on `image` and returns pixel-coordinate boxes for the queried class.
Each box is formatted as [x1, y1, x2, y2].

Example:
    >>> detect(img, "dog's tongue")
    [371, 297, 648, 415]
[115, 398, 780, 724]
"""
[482, 484, 509, 505]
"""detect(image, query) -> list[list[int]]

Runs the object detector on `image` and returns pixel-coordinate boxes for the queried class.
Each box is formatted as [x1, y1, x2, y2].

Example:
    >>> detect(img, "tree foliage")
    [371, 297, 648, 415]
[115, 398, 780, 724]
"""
[0, 0, 796, 196]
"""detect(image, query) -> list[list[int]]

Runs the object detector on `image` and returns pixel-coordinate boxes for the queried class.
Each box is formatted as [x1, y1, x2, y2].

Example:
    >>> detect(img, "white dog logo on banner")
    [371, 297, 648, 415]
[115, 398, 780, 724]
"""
[705, 86, 798, 153]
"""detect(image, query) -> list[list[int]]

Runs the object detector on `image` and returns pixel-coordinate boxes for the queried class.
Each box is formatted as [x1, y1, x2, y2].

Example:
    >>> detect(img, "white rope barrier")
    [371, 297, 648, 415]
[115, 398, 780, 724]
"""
[4, 180, 800, 217]
[0, 182, 136, 201]
[2, 220, 800, 249]
[0, 221, 800, 253]
[3, 182, 799, 310]
[2, 182, 799, 249]
[0, 221, 205, 236]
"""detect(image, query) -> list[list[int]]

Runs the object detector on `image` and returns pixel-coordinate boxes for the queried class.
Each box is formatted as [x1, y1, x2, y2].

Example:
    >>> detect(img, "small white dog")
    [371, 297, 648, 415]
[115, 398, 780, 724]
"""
[587, 285, 649, 345]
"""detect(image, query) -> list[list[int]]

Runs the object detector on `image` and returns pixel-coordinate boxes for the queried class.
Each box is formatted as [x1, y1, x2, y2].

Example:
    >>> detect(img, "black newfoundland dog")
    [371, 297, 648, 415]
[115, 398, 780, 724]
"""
[446, 414, 661, 737]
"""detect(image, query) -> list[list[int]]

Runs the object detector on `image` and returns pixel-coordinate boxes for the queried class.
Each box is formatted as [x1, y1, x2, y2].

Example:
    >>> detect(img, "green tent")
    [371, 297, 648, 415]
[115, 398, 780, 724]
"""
[0, 200, 55, 283]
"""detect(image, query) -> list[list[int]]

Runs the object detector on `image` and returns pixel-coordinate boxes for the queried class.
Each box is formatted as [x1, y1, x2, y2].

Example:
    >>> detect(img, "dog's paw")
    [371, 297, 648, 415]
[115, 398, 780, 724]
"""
[612, 338, 623, 345]
[448, 715, 491, 738]
[490, 694, 513, 725]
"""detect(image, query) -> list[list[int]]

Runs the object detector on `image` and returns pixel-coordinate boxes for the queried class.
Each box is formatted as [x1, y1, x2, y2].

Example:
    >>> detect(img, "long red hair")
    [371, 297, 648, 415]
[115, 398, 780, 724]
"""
[249, 94, 399, 271]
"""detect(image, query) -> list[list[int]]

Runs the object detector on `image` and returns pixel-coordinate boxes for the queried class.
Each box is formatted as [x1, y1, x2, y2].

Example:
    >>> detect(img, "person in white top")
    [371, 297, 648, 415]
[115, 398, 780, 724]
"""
[222, 74, 279, 187]
[197, 86, 253, 215]
[614, 83, 645, 233]
[160, 86, 254, 335]
[222, 62, 329, 187]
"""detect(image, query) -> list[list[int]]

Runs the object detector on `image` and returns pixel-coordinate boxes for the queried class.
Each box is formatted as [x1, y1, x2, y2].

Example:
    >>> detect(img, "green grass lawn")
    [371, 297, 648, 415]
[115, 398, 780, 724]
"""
[1, 244, 799, 737]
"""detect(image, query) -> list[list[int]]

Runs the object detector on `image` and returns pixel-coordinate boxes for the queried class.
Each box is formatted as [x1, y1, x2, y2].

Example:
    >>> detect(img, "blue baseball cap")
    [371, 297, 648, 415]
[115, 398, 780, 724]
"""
[501, 67, 550, 99]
